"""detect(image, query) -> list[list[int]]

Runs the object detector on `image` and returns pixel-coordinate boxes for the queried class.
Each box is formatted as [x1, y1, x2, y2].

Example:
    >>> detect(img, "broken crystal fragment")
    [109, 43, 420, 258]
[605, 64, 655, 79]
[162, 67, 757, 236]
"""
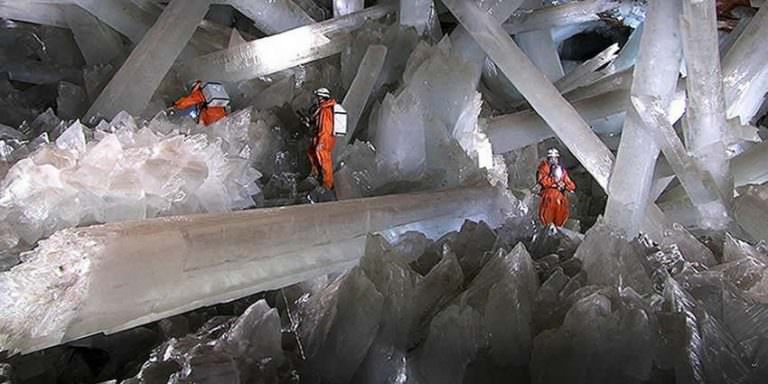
[85, 0, 210, 121]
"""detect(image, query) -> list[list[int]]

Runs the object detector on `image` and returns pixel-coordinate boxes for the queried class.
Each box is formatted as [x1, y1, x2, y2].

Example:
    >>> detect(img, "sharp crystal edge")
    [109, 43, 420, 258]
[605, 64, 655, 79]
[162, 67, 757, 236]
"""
[0, 186, 517, 354]
[721, 3, 768, 124]
[503, 0, 619, 35]
[603, 0, 683, 238]
[335, 44, 388, 163]
[555, 43, 620, 94]
[680, 0, 732, 200]
[515, 28, 565, 82]
[63, 5, 125, 66]
[176, 5, 395, 84]
[71, 0, 155, 43]
[84, 0, 210, 121]
[631, 95, 731, 230]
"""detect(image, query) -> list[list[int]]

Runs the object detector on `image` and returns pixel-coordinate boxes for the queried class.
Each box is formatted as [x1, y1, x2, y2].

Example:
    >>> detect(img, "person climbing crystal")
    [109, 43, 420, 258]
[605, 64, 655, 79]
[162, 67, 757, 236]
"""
[172, 80, 230, 126]
[536, 148, 576, 227]
[306, 88, 339, 190]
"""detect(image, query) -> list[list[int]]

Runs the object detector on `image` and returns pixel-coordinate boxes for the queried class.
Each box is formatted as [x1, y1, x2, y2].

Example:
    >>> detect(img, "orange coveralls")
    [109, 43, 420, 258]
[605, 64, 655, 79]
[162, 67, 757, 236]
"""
[174, 83, 227, 126]
[537, 160, 576, 227]
[307, 98, 337, 189]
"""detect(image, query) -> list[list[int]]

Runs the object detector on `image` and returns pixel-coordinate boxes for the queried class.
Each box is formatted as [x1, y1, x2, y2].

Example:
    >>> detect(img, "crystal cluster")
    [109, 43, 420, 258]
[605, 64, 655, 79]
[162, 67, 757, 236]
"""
[0, 111, 262, 247]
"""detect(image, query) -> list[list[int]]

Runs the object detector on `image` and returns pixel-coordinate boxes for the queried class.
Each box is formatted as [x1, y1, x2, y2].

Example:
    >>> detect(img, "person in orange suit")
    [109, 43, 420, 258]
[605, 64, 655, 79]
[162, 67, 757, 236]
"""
[173, 80, 228, 126]
[537, 148, 576, 227]
[306, 87, 337, 190]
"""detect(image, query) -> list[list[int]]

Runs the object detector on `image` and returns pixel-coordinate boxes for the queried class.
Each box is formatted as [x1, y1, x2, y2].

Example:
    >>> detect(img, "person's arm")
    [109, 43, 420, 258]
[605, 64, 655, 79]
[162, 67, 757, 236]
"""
[174, 90, 204, 109]
[537, 163, 557, 189]
[563, 171, 576, 192]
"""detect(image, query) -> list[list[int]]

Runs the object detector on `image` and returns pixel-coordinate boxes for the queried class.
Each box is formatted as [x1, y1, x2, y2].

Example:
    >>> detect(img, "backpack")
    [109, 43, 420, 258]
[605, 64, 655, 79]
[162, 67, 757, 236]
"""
[201, 82, 231, 108]
[333, 104, 348, 136]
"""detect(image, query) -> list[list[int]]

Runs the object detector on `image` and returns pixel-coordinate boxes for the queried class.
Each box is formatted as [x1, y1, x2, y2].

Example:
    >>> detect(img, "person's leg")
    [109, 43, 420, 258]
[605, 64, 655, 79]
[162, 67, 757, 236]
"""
[317, 148, 334, 189]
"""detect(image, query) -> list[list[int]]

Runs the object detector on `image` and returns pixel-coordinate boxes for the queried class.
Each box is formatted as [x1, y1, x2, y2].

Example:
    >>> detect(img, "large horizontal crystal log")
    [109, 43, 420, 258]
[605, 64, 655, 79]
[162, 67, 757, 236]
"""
[217, 0, 315, 35]
[441, 0, 614, 189]
[0, 186, 517, 354]
[503, 0, 619, 35]
[487, 89, 629, 153]
[176, 5, 394, 84]
[721, 4, 768, 124]
[84, 0, 209, 121]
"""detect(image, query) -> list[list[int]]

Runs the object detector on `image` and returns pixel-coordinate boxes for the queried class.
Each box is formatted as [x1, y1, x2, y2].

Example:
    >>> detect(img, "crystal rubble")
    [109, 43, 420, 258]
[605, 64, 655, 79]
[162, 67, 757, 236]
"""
[84, 0, 209, 121]
[503, 0, 620, 35]
[216, 0, 315, 35]
[632, 96, 731, 230]
[681, 0, 733, 201]
[603, 0, 683, 238]
[721, 3, 768, 124]
[441, 0, 614, 190]
[333, 44, 387, 163]
[0, 186, 516, 354]
[176, 5, 395, 84]
[63, 4, 125, 66]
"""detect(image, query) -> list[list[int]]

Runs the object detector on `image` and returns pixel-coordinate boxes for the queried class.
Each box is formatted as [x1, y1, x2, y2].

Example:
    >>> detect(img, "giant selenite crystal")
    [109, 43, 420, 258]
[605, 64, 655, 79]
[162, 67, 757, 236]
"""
[63, 5, 125, 66]
[603, 0, 683, 238]
[220, 0, 315, 35]
[440, 0, 613, 189]
[400, 0, 438, 36]
[334, 0, 364, 17]
[84, 0, 210, 121]
[504, 0, 620, 35]
[0, 186, 517, 354]
[71, 0, 156, 43]
[680, 0, 732, 200]
[721, 4, 768, 124]
[177, 5, 394, 83]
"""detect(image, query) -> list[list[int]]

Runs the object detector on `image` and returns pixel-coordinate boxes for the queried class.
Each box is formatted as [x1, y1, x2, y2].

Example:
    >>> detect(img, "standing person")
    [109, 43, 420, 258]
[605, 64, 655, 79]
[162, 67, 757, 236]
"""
[306, 88, 337, 190]
[536, 148, 576, 227]
[172, 80, 229, 126]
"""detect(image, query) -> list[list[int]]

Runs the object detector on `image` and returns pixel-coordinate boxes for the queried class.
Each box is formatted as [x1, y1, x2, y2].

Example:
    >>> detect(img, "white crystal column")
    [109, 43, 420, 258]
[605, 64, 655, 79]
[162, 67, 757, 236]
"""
[603, 0, 683, 238]
[400, 0, 436, 35]
[225, 0, 315, 35]
[177, 5, 394, 84]
[632, 96, 730, 229]
[334, 0, 363, 17]
[84, 0, 210, 121]
[515, 29, 564, 82]
[721, 4, 768, 124]
[680, 0, 732, 200]
[0, 186, 517, 354]
[71, 0, 156, 43]
[440, 0, 614, 189]
[335, 44, 388, 160]
[504, 0, 618, 35]
[64, 5, 125, 66]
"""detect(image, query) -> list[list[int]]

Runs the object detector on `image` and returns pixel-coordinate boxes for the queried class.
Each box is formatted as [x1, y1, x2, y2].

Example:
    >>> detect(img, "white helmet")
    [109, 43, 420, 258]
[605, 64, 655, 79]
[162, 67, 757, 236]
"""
[314, 87, 331, 99]
[547, 148, 560, 158]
